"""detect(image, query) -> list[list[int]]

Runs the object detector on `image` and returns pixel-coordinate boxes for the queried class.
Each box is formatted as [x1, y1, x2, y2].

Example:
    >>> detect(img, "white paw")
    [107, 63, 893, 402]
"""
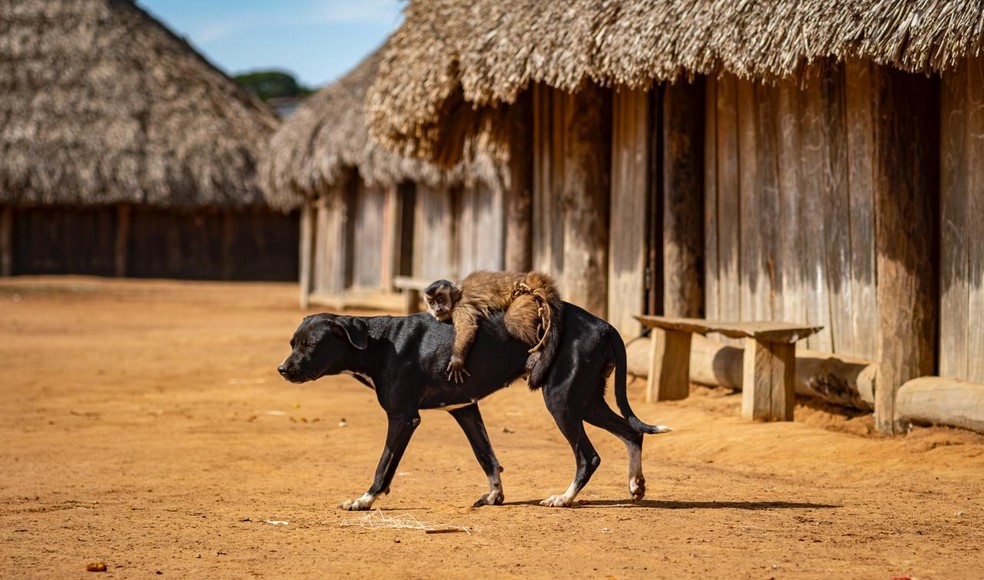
[338, 494, 375, 511]
[539, 494, 574, 508]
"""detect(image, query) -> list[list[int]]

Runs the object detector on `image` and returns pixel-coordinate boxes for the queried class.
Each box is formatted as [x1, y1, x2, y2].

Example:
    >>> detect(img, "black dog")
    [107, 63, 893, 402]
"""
[277, 303, 671, 510]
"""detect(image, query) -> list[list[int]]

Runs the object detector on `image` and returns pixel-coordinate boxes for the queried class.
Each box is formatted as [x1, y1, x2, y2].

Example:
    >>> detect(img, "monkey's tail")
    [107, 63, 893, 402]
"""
[611, 325, 673, 436]
[526, 294, 563, 388]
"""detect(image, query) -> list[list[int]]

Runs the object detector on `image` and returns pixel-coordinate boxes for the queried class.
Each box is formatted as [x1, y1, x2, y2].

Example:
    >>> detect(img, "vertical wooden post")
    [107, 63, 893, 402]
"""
[646, 329, 692, 402]
[662, 79, 705, 318]
[298, 199, 314, 309]
[562, 83, 611, 317]
[741, 338, 796, 421]
[221, 209, 235, 280]
[873, 69, 939, 434]
[114, 203, 131, 277]
[1, 206, 12, 277]
[505, 89, 534, 272]
[313, 195, 329, 295]
[609, 87, 651, 339]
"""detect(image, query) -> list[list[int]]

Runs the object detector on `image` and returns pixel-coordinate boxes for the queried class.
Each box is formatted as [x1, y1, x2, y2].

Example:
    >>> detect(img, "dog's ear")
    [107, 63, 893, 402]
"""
[326, 317, 369, 350]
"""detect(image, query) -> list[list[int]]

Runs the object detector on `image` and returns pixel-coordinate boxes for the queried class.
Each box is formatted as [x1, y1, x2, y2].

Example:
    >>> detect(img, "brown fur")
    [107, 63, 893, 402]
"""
[423, 271, 564, 386]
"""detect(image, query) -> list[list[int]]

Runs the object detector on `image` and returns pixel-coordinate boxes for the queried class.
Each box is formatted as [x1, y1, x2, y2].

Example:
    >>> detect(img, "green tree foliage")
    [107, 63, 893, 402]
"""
[233, 71, 314, 101]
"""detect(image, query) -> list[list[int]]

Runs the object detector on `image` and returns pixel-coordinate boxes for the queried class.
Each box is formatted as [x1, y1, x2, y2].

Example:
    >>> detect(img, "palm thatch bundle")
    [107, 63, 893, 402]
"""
[259, 42, 458, 211]
[259, 40, 504, 211]
[0, 0, 279, 208]
[368, 0, 984, 162]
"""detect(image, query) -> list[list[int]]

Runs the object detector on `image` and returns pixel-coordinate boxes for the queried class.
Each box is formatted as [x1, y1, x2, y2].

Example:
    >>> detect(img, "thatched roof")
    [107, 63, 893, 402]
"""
[0, 0, 280, 209]
[368, 0, 984, 161]
[259, 42, 459, 210]
[260, 40, 507, 211]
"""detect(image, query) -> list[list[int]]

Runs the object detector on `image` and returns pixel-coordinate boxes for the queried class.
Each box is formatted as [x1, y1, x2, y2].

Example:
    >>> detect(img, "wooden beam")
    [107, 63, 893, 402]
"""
[114, 203, 131, 278]
[561, 83, 611, 317]
[873, 68, 939, 434]
[505, 89, 534, 272]
[609, 87, 650, 338]
[741, 338, 796, 421]
[646, 328, 692, 402]
[662, 79, 704, 318]
[1, 206, 12, 277]
[298, 200, 314, 309]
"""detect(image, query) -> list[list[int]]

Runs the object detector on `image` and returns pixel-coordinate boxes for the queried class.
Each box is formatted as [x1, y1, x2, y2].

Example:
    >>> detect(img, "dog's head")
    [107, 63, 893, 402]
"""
[277, 314, 369, 383]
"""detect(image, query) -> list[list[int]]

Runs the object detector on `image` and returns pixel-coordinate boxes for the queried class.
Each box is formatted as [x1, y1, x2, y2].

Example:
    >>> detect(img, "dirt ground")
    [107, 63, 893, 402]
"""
[1, 277, 983, 579]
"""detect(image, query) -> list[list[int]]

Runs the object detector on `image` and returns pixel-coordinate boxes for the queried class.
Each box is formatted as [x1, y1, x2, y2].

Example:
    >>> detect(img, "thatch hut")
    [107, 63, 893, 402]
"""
[0, 0, 296, 280]
[260, 42, 520, 309]
[368, 0, 984, 434]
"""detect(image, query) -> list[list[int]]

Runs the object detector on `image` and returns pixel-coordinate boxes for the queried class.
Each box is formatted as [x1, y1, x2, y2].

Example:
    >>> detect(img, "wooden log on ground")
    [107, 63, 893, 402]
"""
[897, 377, 984, 434]
[624, 335, 876, 411]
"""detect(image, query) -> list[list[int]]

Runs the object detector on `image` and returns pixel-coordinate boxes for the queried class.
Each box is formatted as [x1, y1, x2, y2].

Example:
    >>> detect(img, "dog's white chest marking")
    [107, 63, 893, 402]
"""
[343, 371, 375, 389]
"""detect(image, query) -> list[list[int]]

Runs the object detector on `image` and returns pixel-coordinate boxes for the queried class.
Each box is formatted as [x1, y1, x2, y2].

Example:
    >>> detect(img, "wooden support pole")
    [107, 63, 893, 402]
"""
[1, 206, 12, 277]
[873, 69, 939, 434]
[505, 89, 534, 272]
[662, 79, 705, 318]
[646, 328, 692, 402]
[741, 338, 796, 421]
[114, 203, 131, 278]
[298, 200, 314, 309]
[561, 83, 611, 317]
[221, 209, 235, 281]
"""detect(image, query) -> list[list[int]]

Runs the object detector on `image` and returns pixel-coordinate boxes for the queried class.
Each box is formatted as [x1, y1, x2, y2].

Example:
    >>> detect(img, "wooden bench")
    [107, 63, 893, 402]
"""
[635, 316, 823, 421]
[393, 276, 433, 314]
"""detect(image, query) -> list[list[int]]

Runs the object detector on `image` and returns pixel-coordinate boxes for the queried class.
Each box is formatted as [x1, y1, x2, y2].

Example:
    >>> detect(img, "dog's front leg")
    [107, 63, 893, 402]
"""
[449, 404, 505, 507]
[339, 413, 420, 511]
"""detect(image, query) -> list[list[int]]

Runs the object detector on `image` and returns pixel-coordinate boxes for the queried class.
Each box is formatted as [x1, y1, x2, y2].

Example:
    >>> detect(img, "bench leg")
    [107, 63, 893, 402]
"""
[741, 338, 796, 421]
[646, 329, 692, 403]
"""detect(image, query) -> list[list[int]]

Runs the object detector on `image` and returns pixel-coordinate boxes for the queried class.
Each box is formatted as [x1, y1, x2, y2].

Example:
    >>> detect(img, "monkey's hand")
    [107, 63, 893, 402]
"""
[447, 356, 471, 383]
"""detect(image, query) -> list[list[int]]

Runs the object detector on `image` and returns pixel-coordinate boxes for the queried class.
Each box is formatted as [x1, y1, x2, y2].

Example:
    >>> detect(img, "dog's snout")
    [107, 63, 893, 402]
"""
[277, 364, 288, 376]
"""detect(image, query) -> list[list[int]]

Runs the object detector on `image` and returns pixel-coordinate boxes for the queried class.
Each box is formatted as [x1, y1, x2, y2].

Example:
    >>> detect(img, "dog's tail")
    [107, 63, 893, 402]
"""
[611, 325, 673, 436]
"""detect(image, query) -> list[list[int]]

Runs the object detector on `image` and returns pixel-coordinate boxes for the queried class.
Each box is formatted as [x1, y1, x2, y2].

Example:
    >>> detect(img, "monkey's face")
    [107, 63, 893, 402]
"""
[424, 292, 453, 321]
[422, 279, 459, 322]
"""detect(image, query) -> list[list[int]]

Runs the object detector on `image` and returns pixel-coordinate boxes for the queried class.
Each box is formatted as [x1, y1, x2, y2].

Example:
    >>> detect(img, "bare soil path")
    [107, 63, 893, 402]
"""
[1, 277, 982, 579]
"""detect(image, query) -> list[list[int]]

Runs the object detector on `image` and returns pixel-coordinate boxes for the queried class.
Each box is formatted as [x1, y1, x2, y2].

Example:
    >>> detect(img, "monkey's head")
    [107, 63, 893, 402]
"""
[423, 279, 461, 321]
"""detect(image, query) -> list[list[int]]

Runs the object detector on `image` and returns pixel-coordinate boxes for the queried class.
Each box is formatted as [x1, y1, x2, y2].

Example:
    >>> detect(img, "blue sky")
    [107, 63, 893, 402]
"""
[138, 1, 406, 89]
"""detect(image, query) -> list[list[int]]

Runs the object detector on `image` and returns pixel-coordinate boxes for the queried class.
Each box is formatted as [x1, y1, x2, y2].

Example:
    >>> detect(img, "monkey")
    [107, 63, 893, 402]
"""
[423, 270, 564, 388]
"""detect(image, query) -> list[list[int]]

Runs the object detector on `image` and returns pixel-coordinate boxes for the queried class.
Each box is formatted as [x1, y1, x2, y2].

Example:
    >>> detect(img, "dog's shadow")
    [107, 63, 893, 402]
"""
[502, 499, 840, 510]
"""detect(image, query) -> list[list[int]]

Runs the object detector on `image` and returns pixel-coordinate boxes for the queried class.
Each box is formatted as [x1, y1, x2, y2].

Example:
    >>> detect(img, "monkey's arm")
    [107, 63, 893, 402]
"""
[447, 303, 480, 383]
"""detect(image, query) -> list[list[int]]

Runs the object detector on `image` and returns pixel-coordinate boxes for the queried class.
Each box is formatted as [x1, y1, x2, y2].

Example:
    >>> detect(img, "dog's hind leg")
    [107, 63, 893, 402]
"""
[449, 404, 505, 507]
[539, 389, 600, 507]
[583, 400, 647, 502]
[339, 413, 420, 511]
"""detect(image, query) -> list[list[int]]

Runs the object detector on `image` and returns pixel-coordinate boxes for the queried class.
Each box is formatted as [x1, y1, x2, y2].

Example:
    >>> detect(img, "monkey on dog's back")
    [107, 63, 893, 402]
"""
[423, 271, 563, 388]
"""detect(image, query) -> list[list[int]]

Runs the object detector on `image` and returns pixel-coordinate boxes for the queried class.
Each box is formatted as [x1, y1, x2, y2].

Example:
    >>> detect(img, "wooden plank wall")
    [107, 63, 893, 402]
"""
[609, 87, 650, 338]
[413, 182, 457, 280]
[456, 181, 505, 275]
[941, 55, 984, 384]
[705, 64, 878, 359]
[314, 185, 351, 296]
[350, 182, 388, 290]
[663, 80, 705, 319]
[532, 83, 611, 317]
